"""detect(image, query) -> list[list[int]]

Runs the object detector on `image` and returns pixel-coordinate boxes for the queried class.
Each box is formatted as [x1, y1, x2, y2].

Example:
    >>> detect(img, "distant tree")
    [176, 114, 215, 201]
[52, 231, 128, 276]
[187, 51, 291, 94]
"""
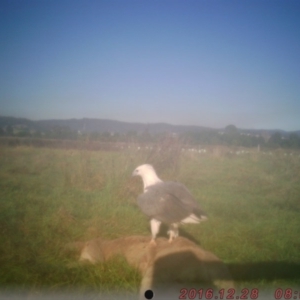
[288, 132, 300, 149]
[224, 125, 240, 146]
[224, 124, 238, 135]
[268, 132, 282, 148]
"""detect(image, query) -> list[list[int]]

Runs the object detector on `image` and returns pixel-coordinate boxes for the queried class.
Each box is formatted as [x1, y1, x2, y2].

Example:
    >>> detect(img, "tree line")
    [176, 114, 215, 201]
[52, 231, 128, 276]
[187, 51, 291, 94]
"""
[1, 124, 300, 149]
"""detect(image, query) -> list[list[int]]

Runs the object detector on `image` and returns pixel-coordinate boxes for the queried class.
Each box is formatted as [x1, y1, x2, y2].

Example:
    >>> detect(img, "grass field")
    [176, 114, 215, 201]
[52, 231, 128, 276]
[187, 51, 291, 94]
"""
[0, 143, 300, 298]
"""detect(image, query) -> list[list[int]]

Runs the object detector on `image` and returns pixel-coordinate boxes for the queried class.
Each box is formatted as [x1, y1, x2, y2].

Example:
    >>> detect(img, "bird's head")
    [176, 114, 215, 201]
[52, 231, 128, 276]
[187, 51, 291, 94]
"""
[132, 164, 155, 177]
[132, 164, 162, 189]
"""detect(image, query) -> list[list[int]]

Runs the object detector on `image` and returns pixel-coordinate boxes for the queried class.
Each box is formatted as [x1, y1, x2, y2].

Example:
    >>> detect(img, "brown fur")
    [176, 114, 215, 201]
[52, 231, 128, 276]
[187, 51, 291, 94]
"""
[67, 235, 234, 299]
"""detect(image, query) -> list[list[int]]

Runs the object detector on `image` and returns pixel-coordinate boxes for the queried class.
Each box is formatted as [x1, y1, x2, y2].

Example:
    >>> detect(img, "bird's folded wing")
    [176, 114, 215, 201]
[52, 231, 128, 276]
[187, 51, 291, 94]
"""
[137, 182, 204, 224]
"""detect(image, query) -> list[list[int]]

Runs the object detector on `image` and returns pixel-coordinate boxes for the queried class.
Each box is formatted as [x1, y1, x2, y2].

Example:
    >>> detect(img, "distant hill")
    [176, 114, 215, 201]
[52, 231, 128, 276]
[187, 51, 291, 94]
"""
[35, 118, 214, 134]
[0, 116, 214, 135]
[0, 116, 299, 137]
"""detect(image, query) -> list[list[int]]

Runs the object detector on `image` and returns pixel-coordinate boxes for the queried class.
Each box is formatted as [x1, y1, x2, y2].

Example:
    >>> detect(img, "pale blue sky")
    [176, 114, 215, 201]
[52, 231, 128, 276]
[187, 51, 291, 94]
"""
[1, 0, 300, 130]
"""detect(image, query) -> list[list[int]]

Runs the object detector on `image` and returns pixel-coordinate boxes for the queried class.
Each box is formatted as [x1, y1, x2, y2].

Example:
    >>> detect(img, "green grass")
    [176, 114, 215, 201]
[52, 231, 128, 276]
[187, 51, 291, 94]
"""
[0, 145, 300, 296]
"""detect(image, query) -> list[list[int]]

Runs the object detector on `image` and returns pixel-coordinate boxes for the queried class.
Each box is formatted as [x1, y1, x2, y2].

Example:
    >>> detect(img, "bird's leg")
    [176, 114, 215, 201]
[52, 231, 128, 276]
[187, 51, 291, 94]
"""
[168, 223, 179, 243]
[150, 219, 161, 246]
[168, 232, 174, 243]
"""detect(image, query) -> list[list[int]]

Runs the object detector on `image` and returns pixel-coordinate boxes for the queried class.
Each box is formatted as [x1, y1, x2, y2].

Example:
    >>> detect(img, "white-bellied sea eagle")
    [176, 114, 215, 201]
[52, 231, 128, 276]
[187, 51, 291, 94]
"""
[132, 164, 207, 245]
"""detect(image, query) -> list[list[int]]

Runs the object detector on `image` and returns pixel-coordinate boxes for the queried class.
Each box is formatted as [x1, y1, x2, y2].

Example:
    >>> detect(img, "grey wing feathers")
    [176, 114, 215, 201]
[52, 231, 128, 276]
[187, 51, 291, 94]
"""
[137, 181, 206, 224]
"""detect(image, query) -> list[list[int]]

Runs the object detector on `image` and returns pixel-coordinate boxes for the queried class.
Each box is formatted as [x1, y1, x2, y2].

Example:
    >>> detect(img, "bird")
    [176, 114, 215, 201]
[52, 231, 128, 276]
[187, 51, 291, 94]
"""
[132, 164, 207, 245]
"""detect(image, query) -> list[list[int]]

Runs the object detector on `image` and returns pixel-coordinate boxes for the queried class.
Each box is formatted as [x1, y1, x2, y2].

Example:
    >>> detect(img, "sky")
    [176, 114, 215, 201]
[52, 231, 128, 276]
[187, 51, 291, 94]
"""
[1, 0, 300, 131]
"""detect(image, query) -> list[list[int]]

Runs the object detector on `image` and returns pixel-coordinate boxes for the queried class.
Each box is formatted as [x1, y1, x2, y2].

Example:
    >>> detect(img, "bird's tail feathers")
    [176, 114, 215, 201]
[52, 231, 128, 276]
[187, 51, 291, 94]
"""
[200, 215, 208, 221]
[181, 213, 207, 224]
